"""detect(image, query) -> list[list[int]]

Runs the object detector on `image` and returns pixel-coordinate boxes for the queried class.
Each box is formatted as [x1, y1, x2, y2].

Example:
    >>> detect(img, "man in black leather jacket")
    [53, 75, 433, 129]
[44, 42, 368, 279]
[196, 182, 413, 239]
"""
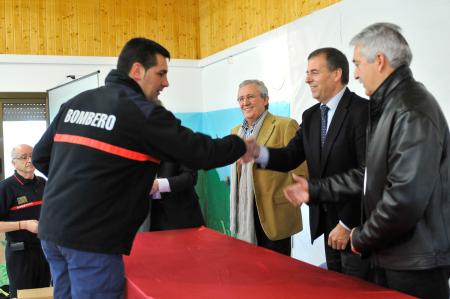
[283, 23, 450, 298]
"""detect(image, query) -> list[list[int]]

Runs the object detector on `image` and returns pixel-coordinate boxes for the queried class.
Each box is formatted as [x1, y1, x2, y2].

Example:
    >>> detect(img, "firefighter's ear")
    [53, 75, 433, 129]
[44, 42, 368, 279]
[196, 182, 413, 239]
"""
[129, 62, 145, 81]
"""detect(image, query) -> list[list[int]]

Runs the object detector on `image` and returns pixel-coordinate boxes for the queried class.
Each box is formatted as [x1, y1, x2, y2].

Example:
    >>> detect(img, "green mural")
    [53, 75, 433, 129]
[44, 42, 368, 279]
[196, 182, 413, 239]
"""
[195, 169, 231, 235]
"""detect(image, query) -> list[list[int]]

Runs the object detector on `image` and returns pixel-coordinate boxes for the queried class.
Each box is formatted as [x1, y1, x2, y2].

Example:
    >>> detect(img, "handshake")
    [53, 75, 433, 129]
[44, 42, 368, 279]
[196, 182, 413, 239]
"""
[240, 138, 260, 163]
[239, 138, 310, 207]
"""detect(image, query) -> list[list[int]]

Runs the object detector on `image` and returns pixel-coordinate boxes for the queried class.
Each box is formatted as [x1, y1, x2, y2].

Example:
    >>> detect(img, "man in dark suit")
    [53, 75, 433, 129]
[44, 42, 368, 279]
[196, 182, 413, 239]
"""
[149, 162, 204, 231]
[247, 48, 370, 280]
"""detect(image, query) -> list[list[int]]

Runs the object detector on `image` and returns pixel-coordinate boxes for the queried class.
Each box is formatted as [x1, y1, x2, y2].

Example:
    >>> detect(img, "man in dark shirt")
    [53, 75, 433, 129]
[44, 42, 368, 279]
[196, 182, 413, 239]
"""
[33, 38, 247, 299]
[145, 100, 204, 231]
[0, 144, 50, 298]
[149, 163, 204, 231]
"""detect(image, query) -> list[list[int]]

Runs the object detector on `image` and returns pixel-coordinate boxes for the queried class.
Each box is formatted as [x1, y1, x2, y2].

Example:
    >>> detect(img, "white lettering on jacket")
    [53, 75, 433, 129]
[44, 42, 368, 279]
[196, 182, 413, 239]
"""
[64, 109, 116, 131]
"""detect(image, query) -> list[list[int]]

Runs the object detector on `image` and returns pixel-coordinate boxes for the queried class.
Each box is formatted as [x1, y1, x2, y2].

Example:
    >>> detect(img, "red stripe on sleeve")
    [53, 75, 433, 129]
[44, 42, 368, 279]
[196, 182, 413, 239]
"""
[54, 133, 160, 164]
[10, 200, 43, 211]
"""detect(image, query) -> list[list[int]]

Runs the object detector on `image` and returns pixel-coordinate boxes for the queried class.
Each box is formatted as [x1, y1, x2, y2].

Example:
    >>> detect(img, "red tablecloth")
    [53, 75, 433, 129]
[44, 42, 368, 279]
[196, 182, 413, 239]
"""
[124, 227, 413, 299]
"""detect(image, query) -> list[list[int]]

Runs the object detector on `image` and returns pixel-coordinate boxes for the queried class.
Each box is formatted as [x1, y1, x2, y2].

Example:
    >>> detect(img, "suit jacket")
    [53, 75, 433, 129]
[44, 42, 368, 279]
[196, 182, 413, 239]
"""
[150, 162, 204, 231]
[266, 89, 368, 242]
[232, 112, 307, 240]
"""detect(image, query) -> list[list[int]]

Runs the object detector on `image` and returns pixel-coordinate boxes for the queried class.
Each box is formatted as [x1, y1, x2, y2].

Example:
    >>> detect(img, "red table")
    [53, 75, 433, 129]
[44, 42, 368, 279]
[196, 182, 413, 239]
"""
[124, 227, 413, 299]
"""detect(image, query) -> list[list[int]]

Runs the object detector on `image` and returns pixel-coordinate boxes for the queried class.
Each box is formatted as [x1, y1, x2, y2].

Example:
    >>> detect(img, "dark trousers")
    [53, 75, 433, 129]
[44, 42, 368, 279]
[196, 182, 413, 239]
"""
[5, 243, 51, 298]
[324, 241, 372, 281]
[323, 216, 372, 281]
[150, 200, 204, 231]
[373, 266, 449, 299]
[41, 240, 124, 299]
[254, 210, 291, 256]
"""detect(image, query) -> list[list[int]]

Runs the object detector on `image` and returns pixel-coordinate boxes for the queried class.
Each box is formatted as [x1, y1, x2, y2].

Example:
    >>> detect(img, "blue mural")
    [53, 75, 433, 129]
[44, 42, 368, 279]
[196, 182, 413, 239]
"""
[175, 102, 291, 179]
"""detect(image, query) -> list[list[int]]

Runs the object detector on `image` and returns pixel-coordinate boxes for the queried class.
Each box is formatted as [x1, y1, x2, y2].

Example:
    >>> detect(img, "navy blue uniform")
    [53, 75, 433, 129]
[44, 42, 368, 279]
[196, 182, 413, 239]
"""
[33, 70, 246, 256]
[0, 171, 50, 298]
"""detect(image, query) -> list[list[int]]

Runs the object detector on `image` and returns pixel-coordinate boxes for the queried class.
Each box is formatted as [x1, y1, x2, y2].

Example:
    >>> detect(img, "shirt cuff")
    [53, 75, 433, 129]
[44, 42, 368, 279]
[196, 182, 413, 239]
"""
[157, 178, 171, 193]
[152, 192, 162, 199]
[339, 220, 351, 231]
[255, 146, 269, 168]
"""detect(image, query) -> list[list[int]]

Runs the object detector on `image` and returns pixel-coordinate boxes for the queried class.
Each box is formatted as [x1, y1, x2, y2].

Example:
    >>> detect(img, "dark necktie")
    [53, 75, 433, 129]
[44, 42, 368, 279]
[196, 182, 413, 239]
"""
[320, 105, 330, 147]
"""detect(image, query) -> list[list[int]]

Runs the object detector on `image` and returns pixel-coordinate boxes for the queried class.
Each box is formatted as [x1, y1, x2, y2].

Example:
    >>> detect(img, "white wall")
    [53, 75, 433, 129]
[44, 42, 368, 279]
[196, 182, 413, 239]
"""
[201, 35, 293, 112]
[0, 55, 202, 113]
[0, 55, 116, 92]
[287, 0, 450, 123]
[160, 60, 202, 113]
[342, 0, 450, 105]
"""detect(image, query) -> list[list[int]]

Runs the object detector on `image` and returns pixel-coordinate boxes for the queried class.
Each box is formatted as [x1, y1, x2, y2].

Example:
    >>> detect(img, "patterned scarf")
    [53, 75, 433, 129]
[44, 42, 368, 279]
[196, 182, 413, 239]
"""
[230, 111, 268, 244]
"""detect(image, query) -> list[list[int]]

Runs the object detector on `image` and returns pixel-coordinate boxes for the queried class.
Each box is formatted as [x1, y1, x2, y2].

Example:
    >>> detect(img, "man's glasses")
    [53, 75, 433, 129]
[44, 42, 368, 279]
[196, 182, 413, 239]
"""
[237, 94, 257, 103]
[13, 154, 32, 161]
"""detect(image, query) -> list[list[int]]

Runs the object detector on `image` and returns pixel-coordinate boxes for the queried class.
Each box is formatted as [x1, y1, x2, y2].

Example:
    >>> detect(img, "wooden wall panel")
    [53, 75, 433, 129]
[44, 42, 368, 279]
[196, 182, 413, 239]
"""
[4, 0, 14, 53]
[0, 0, 337, 59]
[0, 1, 6, 52]
[198, 0, 340, 58]
[0, 0, 199, 58]
[29, 0, 38, 54]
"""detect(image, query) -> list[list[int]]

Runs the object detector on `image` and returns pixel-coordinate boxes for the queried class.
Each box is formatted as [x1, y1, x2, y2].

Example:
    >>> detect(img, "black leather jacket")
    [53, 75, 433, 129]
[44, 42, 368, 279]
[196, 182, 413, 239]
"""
[309, 66, 450, 270]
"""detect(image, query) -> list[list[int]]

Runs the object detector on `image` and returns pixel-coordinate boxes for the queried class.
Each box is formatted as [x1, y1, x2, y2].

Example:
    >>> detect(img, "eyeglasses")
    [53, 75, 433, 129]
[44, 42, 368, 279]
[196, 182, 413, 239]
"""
[13, 154, 32, 161]
[237, 94, 257, 103]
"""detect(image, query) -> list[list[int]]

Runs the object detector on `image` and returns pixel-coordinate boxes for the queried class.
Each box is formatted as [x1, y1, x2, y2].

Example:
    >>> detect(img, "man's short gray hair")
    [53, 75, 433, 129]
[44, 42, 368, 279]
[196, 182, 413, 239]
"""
[11, 147, 17, 159]
[11, 144, 32, 160]
[350, 22, 412, 69]
[238, 80, 269, 98]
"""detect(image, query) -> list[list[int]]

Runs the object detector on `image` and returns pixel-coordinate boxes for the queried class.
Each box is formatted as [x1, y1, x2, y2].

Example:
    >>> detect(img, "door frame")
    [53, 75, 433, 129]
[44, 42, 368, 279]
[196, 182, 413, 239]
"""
[0, 92, 47, 180]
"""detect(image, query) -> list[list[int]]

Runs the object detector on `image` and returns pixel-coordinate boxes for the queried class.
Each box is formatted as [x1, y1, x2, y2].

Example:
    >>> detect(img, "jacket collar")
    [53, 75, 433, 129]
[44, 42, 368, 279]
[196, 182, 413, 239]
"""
[320, 88, 352, 174]
[370, 65, 412, 118]
[105, 69, 145, 97]
[255, 112, 275, 146]
[13, 170, 36, 186]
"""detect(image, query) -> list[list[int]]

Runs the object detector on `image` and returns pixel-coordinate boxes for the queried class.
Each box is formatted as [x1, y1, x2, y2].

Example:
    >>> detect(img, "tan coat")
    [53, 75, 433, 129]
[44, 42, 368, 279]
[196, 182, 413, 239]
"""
[232, 112, 307, 240]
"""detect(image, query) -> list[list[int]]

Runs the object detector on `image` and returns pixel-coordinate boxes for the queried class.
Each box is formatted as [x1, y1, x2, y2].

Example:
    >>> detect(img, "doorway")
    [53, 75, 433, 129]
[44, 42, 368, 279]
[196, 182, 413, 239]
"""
[0, 93, 47, 180]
